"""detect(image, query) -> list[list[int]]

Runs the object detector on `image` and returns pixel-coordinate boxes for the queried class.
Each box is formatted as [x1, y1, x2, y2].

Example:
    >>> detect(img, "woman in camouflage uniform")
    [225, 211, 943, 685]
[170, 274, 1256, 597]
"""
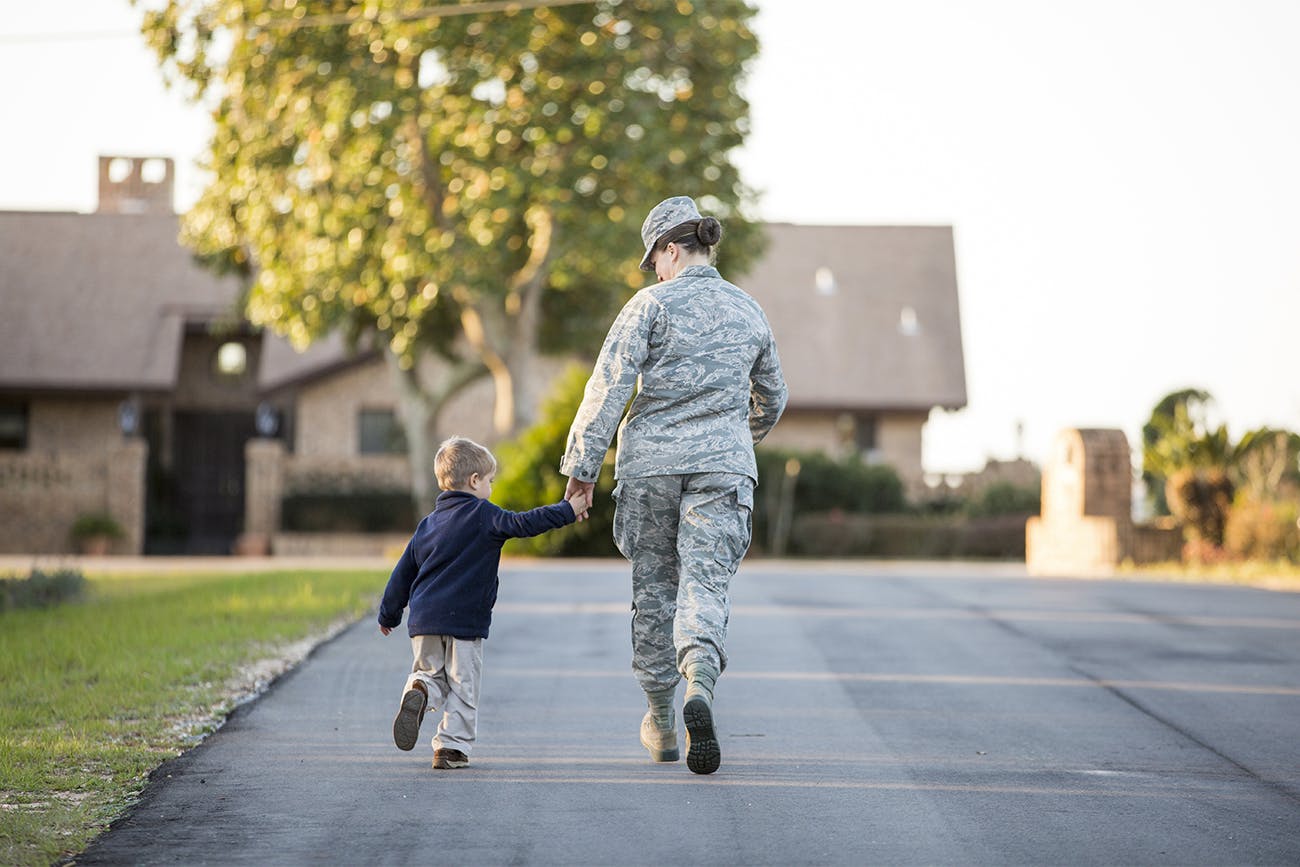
[561, 196, 788, 774]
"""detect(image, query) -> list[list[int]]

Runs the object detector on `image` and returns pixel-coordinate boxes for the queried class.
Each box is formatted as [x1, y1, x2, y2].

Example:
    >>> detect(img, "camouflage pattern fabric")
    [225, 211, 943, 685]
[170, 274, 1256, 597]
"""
[612, 473, 754, 693]
[560, 264, 788, 484]
[637, 195, 703, 271]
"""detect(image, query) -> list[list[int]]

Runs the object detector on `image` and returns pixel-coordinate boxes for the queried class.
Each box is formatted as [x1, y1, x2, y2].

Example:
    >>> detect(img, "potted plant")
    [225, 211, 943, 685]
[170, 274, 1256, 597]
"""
[70, 512, 125, 555]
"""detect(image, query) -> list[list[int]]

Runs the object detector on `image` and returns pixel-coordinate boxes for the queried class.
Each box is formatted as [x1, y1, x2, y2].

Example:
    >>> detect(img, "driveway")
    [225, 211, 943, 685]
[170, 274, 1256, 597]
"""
[78, 560, 1300, 865]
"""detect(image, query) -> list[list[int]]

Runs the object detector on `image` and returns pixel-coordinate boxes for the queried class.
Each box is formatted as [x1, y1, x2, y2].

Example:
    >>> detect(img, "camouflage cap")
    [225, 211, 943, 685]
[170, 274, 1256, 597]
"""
[639, 195, 704, 271]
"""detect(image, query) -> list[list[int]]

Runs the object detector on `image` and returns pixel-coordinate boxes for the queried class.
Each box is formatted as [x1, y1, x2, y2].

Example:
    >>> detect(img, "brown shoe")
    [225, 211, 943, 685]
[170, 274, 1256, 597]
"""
[392, 684, 427, 752]
[432, 748, 470, 769]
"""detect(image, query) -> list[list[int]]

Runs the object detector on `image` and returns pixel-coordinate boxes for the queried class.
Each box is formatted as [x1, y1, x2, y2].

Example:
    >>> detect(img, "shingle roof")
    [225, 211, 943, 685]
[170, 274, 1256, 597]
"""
[0, 214, 966, 414]
[741, 224, 966, 411]
[0, 211, 244, 392]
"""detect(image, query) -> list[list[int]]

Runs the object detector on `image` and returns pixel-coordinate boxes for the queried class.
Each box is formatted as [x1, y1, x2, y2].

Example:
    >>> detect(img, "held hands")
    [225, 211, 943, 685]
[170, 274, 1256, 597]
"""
[565, 477, 596, 522]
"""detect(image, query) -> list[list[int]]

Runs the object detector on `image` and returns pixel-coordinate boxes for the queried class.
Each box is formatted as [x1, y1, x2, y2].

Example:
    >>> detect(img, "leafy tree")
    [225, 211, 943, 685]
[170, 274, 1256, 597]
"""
[1232, 427, 1300, 501]
[1223, 427, 1300, 562]
[136, 0, 763, 510]
[1141, 388, 1213, 515]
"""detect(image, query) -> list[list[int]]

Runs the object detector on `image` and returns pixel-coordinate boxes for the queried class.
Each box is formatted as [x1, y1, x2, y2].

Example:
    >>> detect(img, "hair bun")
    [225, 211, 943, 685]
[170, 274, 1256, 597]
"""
[695, 217, 723, 246]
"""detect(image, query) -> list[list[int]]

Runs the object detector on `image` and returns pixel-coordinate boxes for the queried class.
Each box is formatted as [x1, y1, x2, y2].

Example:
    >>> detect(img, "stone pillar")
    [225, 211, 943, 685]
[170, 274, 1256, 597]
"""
[1027, 428, 1133, 576]
[106, 438, 148, 555]
[240, 438, 285, 555]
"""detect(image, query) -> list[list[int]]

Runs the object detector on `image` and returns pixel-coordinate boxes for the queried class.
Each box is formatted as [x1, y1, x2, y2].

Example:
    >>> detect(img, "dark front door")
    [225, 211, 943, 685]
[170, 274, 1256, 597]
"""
[173, 411, 257, 554]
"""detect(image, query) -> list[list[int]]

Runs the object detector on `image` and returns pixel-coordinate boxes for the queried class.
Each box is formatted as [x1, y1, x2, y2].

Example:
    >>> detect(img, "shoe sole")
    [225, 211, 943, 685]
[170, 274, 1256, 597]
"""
[433, 757, 470, 769]
[683, 696, 720, 775]
[393, 689, 425, 752]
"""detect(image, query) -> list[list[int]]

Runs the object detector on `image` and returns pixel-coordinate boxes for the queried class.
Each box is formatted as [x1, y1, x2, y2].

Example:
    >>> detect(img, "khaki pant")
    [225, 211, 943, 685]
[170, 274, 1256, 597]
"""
[405, 634, 483, 754]
[613, 472, 754, 693]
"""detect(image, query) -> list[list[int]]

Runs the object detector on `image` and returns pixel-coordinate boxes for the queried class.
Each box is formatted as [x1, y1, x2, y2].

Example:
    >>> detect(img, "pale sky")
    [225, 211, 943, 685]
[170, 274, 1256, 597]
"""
[2, 1, 1297, 474]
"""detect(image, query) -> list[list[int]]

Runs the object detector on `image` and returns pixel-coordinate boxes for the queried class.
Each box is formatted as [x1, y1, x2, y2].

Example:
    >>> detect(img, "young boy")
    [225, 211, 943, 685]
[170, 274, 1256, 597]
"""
[378, 436, 589, 769]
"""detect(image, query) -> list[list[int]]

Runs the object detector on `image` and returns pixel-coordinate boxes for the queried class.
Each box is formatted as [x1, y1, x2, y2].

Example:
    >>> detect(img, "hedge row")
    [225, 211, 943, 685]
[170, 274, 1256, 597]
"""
[281, 492, 415, 533]
[786, 513, 1029, 560]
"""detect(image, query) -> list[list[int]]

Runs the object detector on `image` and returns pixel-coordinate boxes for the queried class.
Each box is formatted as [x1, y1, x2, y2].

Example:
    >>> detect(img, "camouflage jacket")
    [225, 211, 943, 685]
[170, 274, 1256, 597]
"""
[561, 265, 788, 483]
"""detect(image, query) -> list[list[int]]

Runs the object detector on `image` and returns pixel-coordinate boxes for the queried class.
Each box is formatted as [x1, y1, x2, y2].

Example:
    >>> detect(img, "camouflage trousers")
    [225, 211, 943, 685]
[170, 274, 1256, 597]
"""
[612, 472, 755, 694]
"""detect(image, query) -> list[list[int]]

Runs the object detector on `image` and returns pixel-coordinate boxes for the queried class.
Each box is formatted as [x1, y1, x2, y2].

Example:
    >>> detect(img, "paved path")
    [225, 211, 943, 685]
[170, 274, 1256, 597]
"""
[79, 561, 1300, 865]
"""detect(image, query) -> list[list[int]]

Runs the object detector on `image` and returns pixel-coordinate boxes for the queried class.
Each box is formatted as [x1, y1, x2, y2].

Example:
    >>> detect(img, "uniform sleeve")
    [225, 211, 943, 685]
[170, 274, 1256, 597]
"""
[487, 501, 577, 541]
[559, 294, 659, 482]
[748, 327, 788, 445]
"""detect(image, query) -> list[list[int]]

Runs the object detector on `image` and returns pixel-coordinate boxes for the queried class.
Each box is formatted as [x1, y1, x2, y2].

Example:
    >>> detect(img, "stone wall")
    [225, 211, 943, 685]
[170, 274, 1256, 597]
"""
[272, 532, 410, 558]
[29, 400, 120, 452]
[0, 438, 146, 554]
[1026, 428, 1179, 576]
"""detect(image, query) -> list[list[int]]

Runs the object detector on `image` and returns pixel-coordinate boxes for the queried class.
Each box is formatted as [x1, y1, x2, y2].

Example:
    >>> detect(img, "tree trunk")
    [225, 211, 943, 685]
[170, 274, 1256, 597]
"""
[386, 350, 486, 516]
[488, 204, 556, 437]
[503, 325, 547, 434]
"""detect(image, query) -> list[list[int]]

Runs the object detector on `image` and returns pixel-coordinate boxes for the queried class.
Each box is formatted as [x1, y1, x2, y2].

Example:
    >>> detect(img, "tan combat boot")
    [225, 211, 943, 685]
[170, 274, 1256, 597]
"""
[682, 663, 720, 775]
[640, 685, 680, 762]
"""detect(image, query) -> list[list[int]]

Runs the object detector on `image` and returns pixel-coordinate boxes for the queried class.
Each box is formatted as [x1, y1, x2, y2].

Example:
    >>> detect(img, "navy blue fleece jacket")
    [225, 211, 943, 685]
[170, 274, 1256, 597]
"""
[377, 490, 576, 639]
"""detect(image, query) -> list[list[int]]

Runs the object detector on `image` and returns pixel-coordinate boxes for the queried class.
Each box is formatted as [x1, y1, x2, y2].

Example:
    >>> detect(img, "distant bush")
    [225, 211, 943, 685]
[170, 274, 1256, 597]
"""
[281, 491, 415, 533]
[788, 513, 1027, 560]
[964, 482, 1041, 517]
[1224, 495, 1300, 562]
[1167, 467, 1234, 547]
[70, 513, 125, 542]
[753, 447, 905, 553]
[0, 568, 87, 612]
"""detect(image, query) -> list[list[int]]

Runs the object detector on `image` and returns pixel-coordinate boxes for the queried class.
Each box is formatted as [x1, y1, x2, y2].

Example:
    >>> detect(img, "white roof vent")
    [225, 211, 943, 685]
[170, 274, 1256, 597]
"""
[899, 306, 920, 336]
[814, 266, 836, 295]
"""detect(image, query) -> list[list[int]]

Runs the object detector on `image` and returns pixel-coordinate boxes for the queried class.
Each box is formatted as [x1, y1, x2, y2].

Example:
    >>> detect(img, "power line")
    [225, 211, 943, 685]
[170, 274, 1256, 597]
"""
[0, 30, 138, 45]
[260, 0, 599, 30]
[0, 0, 599, 44]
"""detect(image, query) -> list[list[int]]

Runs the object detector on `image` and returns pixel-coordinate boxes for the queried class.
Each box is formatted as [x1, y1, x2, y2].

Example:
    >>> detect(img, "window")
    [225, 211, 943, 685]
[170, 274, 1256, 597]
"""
[0, 402, 29, 449]
[855, 413, 879, 456]
[359, 409, 408, 455]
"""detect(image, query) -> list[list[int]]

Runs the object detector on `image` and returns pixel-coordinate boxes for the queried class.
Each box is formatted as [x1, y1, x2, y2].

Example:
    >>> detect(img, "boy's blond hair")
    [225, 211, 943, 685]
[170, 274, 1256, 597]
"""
[434, 436, 497, 491]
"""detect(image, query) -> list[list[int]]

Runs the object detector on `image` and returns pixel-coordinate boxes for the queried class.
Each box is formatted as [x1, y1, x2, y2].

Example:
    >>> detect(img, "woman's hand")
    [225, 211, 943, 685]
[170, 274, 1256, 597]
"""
[565, 477, 596, 522]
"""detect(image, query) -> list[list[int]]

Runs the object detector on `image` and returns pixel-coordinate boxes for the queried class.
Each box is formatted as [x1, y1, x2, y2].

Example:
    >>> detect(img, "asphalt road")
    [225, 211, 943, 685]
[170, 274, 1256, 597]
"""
[78, 561, 1300, 865]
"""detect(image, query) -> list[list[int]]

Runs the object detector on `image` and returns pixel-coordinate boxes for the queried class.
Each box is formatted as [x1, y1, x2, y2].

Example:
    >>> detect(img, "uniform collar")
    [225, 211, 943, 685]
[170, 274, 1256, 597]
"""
[676, 264, 719, 279]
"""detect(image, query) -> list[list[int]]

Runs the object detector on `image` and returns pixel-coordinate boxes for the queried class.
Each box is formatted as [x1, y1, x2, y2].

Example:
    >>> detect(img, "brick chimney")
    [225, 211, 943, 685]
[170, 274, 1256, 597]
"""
[97, 156, 175, 215]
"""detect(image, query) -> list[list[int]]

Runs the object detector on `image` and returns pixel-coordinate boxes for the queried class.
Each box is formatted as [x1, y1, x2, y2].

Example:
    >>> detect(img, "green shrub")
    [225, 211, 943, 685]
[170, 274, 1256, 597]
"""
[964, 481, 1041, 517]
[1167, 467, 1234, 546]
[70, 513, 124, 541]
[787, 513, 1027, 560]
[753, 447, 905, 552]
[1224, 495, 1300, 562]
[0, 568, 87, 612]
[281, 491, 415, 533]
[494, 364, 619, 556]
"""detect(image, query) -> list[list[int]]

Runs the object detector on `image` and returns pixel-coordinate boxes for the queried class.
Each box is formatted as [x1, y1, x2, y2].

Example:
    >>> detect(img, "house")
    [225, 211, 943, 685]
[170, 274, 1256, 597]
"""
[746, 223, 967, 492]
[0, 156, 966, 555]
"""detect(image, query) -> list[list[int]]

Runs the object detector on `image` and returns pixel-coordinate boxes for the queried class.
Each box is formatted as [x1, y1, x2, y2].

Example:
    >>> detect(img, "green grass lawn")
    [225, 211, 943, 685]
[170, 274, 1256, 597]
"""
[0, 568, 384, 867]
